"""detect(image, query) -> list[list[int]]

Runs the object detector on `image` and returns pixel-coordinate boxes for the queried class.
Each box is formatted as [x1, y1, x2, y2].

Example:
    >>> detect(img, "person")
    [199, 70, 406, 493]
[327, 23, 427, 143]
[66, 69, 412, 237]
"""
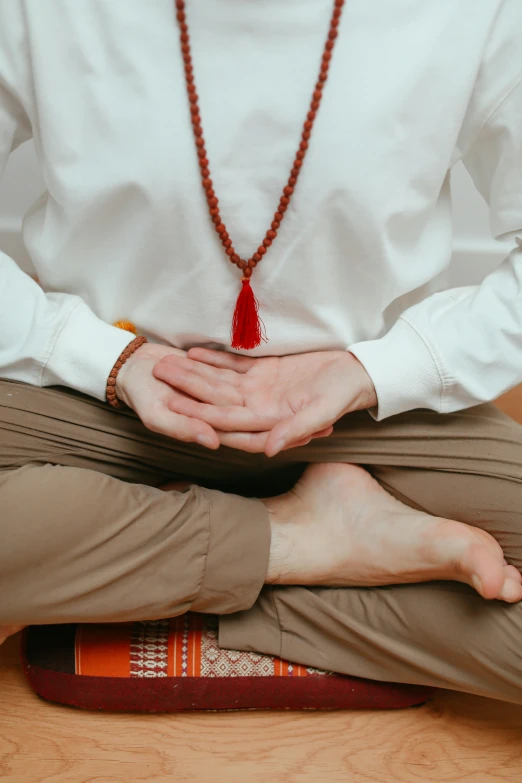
[1, 0, 522, 704]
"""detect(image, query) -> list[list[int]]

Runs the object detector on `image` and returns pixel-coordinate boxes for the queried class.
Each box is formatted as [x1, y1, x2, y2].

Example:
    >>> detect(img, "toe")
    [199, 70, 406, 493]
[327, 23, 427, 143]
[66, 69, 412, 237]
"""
[497, 574, 522, 603]
[504, 564, 522, 584]
[463, 541, 505, 599]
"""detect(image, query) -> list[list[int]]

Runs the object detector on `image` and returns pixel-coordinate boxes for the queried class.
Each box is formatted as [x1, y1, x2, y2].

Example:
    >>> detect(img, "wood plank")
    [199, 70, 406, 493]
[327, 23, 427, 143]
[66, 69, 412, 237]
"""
[2, 630, 522, 783]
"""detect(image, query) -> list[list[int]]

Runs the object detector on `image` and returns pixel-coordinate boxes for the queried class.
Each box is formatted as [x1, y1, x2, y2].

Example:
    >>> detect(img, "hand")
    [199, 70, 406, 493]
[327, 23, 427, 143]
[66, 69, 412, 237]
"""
[152, 348, 377, 455]
[116, 343, 229, 448]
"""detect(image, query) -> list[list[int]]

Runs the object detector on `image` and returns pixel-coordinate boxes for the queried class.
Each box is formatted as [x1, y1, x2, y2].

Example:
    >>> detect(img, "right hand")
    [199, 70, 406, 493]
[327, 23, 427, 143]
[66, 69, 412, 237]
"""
[115, 342, 226, 448]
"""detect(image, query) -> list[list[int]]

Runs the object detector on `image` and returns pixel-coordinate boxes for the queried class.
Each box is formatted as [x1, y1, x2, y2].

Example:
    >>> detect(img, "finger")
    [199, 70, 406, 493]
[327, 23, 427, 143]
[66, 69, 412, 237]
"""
[188, 347, 256, 374]
[281, 426, 333, 452]
[281, 436, 313, 451]
[168, 395, 276, 432]
[141, 405, 220, 450]
[217, 430, 269, 453]
[311, 426, 334, 440]
[265, 404, 333, 457]
[218, 426, 334, 454]
[218, 433, 316, 454]
[219, 434, 313, 453]
[154, 360, 243, 406]
[156, 354, 242, 387]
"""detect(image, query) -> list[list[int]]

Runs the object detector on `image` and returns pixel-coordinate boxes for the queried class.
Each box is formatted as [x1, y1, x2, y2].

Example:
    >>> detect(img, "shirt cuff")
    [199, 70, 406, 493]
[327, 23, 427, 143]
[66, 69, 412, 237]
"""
[348, 317, 445, 420]
[42, 301, 137, 400]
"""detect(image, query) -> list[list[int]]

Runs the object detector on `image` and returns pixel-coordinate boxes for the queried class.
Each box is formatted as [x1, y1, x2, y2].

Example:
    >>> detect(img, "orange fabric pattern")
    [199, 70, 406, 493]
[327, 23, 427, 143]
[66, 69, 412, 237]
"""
[75, 624, 132, 678]
[75, 614, 331, 679]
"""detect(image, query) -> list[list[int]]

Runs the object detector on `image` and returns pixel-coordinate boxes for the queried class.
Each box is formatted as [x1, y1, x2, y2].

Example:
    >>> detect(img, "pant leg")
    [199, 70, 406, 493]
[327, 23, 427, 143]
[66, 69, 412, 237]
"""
[220, 403, 522, 704]
[0, 380, 270, 624]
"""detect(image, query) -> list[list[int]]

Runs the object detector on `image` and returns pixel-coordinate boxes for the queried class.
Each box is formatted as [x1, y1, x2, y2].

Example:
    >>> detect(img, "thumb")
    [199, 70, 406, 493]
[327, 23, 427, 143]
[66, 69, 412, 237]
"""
[265, 403, 332, 458]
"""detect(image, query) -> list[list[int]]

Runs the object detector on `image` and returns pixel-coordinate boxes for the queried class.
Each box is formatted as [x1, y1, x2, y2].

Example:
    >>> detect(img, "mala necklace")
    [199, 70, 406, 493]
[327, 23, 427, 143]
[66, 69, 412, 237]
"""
[175, 0, 345, 350]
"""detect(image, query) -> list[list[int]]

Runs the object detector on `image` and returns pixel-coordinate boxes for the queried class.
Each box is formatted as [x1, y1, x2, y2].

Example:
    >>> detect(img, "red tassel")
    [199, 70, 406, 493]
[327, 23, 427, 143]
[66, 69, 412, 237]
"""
[231, 278, 266, 350]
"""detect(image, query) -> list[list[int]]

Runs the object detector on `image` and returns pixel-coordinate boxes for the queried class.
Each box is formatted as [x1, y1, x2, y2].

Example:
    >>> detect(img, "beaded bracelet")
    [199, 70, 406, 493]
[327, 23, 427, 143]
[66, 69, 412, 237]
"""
[106, 335, 148, 408]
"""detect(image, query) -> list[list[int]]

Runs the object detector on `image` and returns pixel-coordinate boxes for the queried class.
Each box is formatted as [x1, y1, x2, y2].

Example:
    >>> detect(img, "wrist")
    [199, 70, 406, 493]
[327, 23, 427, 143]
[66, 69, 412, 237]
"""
[106, 336, 148, 408]
[113, 342, 188, 407]
[345, 352, 378, 411]
[114, 342, 152, 405]
[114, 363, 130, 406]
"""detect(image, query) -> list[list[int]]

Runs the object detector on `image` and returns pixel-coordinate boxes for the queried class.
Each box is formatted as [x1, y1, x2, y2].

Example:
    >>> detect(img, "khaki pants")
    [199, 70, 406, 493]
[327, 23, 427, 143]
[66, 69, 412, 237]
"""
[1, 379, 522, 704]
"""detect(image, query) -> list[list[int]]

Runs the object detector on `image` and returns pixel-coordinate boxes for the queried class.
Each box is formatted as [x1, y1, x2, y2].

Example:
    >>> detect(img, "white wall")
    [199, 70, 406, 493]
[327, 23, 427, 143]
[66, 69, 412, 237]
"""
[0, 140, 507, 283]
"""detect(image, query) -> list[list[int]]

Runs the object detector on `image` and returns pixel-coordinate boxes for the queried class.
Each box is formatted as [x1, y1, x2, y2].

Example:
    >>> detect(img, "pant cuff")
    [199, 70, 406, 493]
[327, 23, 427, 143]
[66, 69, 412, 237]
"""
[218, 587, 282, 656]
[191, 489, 271, 615]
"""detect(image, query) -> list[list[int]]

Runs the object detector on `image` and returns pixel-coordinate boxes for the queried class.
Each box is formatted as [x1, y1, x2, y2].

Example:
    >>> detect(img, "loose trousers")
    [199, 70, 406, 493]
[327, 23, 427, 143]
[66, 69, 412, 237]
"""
[1, 379, 522, 704]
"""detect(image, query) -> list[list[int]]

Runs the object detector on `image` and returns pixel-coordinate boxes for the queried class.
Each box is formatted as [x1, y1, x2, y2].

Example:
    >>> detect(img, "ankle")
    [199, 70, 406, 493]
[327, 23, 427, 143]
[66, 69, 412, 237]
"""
[264, 498, 295, 584]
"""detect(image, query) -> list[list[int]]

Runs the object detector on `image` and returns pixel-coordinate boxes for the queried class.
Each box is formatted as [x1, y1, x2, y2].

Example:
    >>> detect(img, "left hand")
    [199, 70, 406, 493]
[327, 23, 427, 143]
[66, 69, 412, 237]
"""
[152, 348, 377, 455]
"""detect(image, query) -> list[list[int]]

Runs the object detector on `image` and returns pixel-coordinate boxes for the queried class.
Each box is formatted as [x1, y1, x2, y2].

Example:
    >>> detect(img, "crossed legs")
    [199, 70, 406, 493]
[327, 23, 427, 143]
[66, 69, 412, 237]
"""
[1, 380, 522, 702]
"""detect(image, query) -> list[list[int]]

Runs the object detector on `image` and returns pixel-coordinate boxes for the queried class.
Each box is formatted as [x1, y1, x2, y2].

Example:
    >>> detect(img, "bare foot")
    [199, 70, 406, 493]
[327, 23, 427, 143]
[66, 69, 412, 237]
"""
[264, 463, 522, 602]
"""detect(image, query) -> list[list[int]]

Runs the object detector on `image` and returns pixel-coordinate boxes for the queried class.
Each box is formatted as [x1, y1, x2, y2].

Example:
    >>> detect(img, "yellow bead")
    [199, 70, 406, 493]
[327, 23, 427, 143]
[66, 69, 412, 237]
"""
[113, 320, 138, 334]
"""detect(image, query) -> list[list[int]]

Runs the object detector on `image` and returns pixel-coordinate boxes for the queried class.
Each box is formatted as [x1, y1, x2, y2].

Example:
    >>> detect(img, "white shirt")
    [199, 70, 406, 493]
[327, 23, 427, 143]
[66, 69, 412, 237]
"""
[1, 0, 521, 420]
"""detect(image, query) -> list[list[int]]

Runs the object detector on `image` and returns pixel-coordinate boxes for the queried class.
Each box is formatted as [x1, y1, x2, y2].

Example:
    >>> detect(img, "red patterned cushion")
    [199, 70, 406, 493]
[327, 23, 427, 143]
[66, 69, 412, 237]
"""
[21, 614, 433, 711]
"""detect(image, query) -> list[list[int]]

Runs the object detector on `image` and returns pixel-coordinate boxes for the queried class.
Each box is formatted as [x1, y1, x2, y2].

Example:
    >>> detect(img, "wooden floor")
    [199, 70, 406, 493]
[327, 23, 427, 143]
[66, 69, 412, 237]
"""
[2, 386, 522, 783]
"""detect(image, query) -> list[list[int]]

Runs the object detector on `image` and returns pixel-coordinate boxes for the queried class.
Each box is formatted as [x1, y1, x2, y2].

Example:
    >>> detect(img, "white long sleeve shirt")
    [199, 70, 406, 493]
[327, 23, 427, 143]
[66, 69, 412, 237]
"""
[1, 0, 521, 419]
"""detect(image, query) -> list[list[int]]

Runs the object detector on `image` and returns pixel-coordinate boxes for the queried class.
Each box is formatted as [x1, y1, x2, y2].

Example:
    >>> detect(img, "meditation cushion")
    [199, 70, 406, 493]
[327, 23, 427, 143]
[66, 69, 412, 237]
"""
[21, 613, 433, 712]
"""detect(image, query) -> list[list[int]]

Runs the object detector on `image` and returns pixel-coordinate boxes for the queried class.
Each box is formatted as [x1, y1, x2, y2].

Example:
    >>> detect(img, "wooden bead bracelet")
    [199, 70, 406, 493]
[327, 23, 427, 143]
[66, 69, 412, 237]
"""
[106, 335, 148, 408]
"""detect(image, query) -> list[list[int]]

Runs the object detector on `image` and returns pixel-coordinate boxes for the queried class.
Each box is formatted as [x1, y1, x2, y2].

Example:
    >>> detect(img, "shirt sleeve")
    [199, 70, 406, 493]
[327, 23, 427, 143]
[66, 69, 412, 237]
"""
[0, 45, 135, 400]
[349, 70, 522, 421]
